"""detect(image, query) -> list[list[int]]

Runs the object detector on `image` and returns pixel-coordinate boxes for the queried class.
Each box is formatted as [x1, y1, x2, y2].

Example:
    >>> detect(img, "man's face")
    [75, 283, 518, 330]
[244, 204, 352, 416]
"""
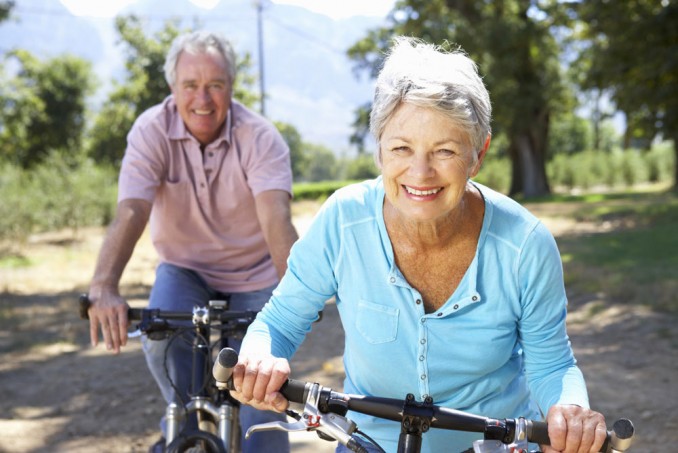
[171, 50, 232, 146]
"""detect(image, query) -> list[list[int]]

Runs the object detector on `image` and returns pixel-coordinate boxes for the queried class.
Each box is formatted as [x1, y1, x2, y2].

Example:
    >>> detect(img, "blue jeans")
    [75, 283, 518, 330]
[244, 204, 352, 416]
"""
[141, 262, 290, 453]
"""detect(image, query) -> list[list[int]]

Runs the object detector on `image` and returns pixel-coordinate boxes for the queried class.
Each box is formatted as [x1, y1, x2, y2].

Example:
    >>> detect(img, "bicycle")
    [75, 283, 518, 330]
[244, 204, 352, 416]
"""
[213, 347, 636, 453]
[79, 294, 257, 453]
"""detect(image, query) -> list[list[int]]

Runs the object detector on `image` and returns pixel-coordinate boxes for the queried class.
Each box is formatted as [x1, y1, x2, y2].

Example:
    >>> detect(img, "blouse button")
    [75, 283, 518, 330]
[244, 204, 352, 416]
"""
[389, 277, 396, 283]
[453, 304, 459, 310]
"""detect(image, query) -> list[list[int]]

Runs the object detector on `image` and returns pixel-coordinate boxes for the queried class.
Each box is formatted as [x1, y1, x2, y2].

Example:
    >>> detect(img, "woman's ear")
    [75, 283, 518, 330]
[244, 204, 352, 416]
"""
[470, 134, 491, 178]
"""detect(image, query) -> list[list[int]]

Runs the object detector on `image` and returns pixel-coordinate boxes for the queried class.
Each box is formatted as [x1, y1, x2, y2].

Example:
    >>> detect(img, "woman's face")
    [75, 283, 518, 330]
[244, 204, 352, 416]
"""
[380, 103, 481, 224]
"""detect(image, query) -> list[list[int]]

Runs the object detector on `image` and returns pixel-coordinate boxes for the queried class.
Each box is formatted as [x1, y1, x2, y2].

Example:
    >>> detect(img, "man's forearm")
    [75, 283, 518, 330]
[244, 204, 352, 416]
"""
[89, 199, 151, 298]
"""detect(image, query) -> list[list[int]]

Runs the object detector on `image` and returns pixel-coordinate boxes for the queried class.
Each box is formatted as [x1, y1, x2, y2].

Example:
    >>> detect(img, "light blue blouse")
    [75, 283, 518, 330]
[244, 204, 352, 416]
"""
[243, 177, 589, 453]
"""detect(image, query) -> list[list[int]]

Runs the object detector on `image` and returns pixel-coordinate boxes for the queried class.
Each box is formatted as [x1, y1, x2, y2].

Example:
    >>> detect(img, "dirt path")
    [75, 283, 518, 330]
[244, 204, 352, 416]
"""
[0, 204, 675, 452]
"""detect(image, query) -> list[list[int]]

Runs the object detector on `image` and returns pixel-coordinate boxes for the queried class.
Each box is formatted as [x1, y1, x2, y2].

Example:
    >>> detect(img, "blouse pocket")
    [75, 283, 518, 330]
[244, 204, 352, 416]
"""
[356, 300, 399, 344]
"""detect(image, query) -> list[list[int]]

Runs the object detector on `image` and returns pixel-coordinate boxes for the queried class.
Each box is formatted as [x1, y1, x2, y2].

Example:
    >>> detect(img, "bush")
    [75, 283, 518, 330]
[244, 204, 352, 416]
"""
[474, 156, 511, 194]
[0, 152, 117, 245]
[548, 142, 674, 192]
[293, 180, 356, 201]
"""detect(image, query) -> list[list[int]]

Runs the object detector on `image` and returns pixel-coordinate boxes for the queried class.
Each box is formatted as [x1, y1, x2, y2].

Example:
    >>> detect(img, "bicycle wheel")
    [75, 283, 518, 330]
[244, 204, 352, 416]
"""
[166, 430, 227, 453]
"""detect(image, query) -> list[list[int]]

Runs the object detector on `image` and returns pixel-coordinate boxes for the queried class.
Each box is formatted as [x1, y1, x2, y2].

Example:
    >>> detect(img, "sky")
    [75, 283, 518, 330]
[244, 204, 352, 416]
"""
[59, 0, 396, 20]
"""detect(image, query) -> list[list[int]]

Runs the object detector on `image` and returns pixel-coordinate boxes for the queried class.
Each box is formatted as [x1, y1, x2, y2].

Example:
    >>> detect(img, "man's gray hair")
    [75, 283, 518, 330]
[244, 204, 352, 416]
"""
[370, 36, 492, 166]
[164, 31, 237, 87]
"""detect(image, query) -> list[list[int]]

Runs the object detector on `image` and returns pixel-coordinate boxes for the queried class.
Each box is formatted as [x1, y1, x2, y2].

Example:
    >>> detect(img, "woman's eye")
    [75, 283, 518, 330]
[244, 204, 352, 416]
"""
[392, 146, 410, 153]
[436, 149, 455, 158]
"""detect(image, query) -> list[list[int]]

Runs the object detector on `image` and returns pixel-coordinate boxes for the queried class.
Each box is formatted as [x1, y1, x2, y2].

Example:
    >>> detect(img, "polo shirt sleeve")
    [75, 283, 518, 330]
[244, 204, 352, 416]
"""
[238, 123, 292, 198]
[117, 114, 166, 203]
[518, 221, 590, 412]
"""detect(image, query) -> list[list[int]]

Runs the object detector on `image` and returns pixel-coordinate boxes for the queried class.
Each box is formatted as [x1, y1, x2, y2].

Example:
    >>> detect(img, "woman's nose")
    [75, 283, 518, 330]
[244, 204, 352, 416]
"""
[409, 153, 434, 177]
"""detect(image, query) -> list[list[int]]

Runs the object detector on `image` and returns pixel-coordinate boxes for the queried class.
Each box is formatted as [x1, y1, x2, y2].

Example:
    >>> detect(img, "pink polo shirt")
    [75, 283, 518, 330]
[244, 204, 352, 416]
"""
[118, 96, 293, 293]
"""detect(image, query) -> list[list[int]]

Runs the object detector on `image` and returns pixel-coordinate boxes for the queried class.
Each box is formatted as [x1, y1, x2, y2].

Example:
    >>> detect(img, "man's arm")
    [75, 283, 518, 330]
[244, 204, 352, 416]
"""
[254, 190, 299, 280]
[88, 198, 151, 353]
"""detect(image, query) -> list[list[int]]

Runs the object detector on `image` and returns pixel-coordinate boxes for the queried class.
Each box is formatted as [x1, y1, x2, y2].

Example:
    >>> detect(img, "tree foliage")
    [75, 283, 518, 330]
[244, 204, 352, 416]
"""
[348, 0, 573, 197]
[0, 50, 94, 167]
[274, 121, 307, 180]
[571, 0, 678, 188]
[0, 1, 13, 22]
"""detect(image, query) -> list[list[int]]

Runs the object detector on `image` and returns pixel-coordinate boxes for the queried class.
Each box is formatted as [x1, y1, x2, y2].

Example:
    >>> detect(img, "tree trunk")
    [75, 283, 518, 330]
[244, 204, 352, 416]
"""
[508, 107, 551, 198]
[508, 133, 551, 198]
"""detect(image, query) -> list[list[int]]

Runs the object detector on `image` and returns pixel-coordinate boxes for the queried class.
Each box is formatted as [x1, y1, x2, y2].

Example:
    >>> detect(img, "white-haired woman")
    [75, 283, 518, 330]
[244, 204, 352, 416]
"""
[231, 37, 606, 453]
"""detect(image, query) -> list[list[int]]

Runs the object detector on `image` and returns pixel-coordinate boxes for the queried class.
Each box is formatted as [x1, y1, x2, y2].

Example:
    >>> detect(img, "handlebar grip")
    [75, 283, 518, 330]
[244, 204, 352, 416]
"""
[79, 293, 143, 321]
[279, 379, 310, 404]
[528, 420, 550, 446]
[128, 308, 145, 320]
[79, 293, 91, 319]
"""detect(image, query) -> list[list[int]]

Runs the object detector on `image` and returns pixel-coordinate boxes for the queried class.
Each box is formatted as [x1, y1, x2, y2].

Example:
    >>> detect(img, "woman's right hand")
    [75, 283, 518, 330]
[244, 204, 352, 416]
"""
[230, 354, 291, 413]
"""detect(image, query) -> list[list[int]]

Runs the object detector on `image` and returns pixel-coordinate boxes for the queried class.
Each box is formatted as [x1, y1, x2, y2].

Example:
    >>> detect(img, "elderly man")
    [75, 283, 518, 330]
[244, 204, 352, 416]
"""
[86, 30, 296, 453]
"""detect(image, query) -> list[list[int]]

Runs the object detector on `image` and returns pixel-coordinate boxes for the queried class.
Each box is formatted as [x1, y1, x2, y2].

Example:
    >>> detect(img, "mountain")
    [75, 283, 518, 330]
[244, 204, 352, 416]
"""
[0, 0, 388, 153]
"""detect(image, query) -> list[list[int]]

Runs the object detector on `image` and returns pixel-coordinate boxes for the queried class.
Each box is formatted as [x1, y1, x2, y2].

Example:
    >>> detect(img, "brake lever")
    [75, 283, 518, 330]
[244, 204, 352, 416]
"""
[245, 382, 358, 447]
[128, 329, 143, 338]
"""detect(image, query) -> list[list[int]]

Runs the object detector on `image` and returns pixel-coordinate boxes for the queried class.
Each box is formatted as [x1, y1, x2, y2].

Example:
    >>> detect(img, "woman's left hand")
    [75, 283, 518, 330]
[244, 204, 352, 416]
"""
[541, 404, 607, 453]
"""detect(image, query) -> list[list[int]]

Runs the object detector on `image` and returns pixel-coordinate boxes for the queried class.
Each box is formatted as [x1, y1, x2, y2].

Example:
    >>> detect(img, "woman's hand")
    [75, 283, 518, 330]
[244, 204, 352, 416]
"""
[542, 404, 607, 453]
[229, 353, 291, 413]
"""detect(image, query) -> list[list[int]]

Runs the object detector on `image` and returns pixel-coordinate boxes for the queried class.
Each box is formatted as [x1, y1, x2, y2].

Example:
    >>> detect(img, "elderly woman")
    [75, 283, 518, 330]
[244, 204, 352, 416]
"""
[231, 37, 607, 453]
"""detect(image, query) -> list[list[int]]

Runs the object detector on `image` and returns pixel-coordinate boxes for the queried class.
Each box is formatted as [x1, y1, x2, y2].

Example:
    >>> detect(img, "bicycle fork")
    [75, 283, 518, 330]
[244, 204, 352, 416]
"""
[165, 398, 241, 452]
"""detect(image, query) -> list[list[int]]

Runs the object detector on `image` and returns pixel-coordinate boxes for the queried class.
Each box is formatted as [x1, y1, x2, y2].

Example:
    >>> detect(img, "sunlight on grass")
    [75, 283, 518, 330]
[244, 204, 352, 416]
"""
[555, 190, 678, 312]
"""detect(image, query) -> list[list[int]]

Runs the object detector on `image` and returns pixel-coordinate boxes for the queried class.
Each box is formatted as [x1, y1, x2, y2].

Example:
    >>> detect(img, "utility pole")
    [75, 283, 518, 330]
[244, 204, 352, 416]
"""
[255, 0, 266, 116]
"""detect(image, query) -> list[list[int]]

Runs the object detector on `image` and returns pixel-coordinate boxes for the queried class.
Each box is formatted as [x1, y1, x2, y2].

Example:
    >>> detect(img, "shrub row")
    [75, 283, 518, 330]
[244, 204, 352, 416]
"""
[0, 154, 117, 248]
[0, 143, 674, 246]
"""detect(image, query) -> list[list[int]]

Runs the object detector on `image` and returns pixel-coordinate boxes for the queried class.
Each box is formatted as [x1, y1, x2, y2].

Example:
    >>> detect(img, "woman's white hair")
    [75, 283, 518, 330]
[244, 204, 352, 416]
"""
[370, 36, 492, 167]
[164, 31, 237, 87]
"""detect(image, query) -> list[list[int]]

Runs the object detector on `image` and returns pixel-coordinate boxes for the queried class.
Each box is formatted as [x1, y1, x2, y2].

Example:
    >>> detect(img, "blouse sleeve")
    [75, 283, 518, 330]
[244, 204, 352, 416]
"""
[241, 194, 342, 359]
[517, 221, 590, 412]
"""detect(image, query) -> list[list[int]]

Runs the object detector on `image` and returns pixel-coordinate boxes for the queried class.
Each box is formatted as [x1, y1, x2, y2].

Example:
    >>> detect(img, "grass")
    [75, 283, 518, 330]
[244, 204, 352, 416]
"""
[552, 188, 678, 312]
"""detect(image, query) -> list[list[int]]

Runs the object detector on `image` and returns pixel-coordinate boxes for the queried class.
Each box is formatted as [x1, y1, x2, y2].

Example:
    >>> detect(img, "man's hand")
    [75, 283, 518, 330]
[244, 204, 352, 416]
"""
[542, 404, 607, 453]
[87, 293, 130, 354]
[230, 354, 291, 413]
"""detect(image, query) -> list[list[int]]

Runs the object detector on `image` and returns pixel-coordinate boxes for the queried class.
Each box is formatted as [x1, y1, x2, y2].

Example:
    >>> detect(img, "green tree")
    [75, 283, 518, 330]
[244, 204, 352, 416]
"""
[87, 16, 184, 166]
[0, 50, 94, 167]
[303, 144, 337, 182]
[88, 16, 259, 167]
[548, 113, 592, 155]
[344, 153, 379, 180]
[572, 0, 678, 189]
[0, 1, 13, 21]
[349, 0, 576, 197]
[274, 121, 307, 181]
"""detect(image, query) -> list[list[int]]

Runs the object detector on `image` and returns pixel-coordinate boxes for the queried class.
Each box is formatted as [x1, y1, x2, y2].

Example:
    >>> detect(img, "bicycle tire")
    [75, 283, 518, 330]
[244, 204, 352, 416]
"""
[166, 430, 227, 453]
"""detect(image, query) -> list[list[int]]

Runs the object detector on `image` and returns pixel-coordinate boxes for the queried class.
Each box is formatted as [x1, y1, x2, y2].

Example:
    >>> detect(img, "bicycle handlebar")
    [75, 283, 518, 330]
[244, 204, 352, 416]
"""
[78, 293, 258, 332]
[214, 348, 635, 453]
